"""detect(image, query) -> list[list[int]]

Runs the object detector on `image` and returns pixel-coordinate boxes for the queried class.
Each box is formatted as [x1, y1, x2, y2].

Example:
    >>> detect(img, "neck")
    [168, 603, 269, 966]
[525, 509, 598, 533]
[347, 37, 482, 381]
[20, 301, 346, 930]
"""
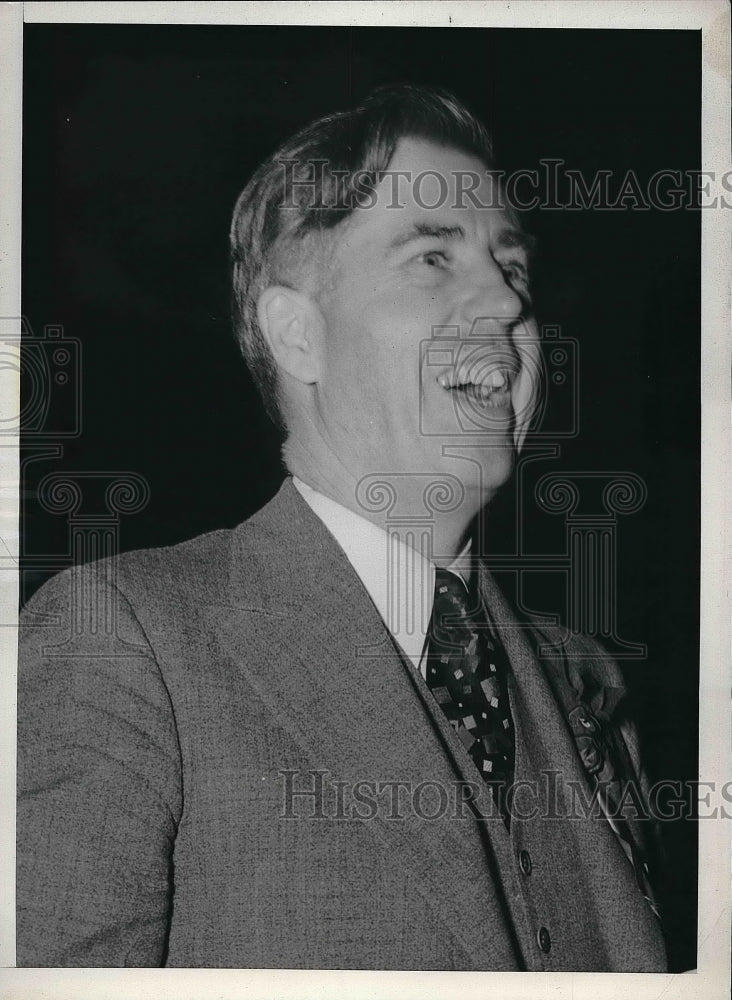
[284, 435, 488, 566]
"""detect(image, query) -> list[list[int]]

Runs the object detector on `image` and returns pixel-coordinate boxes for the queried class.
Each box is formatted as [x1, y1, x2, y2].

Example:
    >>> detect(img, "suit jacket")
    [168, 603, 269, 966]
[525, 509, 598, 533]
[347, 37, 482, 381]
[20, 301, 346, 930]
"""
[17, 477, 668, 970]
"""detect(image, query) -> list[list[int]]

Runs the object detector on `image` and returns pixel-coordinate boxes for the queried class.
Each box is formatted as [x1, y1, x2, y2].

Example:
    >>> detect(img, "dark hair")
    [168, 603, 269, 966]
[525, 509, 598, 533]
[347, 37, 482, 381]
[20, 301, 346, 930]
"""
[229, 84, 494, 431]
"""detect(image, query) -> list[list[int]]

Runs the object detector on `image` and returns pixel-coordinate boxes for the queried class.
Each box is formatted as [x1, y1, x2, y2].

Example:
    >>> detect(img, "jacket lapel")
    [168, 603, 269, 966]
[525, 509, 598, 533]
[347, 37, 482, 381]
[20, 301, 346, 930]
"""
[208, 479, 524, 968]
[478, 563, 667, 966]
[203, 480, 664, 967]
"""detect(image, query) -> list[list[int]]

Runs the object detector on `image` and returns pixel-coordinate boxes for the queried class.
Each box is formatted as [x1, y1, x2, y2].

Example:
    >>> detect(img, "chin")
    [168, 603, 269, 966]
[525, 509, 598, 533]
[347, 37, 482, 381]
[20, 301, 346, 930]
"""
[423, 444, 515, 501]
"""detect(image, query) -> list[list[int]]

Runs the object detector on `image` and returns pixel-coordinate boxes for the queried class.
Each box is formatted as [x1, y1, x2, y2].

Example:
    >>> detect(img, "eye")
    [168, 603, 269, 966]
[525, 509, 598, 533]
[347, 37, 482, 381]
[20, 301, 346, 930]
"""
[499, 259, 529, 287]
[419, 249, 449, 269]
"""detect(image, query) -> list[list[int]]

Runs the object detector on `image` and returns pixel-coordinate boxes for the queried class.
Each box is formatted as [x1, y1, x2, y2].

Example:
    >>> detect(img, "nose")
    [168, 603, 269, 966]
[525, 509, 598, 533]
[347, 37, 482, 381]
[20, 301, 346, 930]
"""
[459, 257, 524, 330]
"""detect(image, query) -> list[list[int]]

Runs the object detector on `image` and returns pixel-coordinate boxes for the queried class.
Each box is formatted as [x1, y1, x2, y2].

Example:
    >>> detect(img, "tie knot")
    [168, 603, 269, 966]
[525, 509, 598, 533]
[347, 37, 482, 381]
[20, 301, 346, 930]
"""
[433, 568, 474, 627]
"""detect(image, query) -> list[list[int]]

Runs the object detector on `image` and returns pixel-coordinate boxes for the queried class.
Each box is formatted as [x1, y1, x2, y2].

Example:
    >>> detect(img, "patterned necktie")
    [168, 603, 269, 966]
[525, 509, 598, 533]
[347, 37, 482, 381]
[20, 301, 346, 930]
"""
[426, 568, 515, 820]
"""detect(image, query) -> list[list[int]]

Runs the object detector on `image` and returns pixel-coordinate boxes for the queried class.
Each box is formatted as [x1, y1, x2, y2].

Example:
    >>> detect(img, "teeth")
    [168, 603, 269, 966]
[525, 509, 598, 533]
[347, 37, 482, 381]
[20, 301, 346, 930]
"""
[436, 367, 512, 392]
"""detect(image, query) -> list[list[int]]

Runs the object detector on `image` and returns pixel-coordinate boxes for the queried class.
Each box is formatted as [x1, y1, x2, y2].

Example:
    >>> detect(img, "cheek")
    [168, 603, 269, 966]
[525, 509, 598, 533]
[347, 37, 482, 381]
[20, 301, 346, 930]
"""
[323, 304, 407, 375]
[320, 283, 443, 406]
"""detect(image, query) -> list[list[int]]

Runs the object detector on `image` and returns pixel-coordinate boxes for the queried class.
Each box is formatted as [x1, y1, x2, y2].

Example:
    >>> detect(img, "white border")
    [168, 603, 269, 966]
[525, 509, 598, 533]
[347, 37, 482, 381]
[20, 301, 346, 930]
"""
[1, 2, 729, 998]
[18, 0, 732, 31]
[0, 0, 23, 983]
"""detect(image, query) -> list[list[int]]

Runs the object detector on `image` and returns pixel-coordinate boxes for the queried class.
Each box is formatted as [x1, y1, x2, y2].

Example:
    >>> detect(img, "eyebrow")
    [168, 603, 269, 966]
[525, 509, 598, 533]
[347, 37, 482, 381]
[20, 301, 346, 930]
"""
[388, 222, 466, 251]
[494, 228, 538, 258]
[387, 221, 538, 259]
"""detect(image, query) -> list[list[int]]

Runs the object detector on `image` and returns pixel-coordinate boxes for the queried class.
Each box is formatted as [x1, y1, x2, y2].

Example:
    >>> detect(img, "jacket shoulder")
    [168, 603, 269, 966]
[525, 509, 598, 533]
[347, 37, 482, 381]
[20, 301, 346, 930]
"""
[22, 524, 237, 619]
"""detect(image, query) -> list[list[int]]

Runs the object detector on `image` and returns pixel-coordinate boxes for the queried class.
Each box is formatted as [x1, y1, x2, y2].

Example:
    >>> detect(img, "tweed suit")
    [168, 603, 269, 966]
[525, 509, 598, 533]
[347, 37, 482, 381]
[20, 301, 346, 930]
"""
[17, 477, 667, 970]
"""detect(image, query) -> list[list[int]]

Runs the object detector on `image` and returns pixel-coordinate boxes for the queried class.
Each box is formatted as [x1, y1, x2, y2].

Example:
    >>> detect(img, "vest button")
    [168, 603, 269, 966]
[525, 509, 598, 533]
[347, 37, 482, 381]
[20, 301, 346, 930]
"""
[519, 850, 532, 875]
[537, 926, 551, 953]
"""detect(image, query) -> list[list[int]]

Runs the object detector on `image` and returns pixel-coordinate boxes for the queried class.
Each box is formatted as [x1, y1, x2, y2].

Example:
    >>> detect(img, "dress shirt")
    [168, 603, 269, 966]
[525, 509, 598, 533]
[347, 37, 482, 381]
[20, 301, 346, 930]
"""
[292, 476, 471, 675]
[293, 477, 659, 919]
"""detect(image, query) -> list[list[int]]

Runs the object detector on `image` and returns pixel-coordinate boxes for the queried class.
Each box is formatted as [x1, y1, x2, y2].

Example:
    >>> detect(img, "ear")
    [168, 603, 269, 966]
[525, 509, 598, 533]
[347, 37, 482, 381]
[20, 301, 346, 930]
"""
[257, 285, 324, 385]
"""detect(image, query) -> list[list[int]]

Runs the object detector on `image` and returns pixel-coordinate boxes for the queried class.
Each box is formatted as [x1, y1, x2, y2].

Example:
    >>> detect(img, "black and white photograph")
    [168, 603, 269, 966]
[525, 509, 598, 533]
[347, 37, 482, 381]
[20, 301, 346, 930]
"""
[2, 1, 729, 996]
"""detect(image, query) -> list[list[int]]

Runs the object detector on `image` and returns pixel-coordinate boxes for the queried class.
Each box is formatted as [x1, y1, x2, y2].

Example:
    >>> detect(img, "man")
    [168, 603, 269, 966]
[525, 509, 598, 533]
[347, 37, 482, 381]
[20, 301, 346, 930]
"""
[17, 85, 667, 970]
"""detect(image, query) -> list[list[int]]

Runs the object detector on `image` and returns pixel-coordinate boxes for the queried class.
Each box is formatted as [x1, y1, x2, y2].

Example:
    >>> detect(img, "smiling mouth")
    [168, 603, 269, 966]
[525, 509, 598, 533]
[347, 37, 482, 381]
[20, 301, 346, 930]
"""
[436, 366, 514, 409]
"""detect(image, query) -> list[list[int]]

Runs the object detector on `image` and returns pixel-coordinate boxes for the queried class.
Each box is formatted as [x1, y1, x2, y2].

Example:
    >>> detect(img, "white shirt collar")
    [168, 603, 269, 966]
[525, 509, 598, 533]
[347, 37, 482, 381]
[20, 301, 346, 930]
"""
[292, 476, 472, 673]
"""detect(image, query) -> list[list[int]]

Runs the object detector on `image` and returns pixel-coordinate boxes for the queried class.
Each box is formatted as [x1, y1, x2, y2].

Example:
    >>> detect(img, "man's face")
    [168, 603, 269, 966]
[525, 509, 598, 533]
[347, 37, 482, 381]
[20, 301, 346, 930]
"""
[312, 137, 539, 502]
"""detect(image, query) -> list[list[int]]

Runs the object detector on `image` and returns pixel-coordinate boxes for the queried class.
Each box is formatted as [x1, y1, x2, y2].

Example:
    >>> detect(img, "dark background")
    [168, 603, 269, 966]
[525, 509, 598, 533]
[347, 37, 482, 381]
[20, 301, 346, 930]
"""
[21, 25, 700, 970]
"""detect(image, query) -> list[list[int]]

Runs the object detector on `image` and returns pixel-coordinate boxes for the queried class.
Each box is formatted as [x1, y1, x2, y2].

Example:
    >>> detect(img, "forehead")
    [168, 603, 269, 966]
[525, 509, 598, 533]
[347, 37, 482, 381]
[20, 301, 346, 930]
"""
[346, 136, 520, 248]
